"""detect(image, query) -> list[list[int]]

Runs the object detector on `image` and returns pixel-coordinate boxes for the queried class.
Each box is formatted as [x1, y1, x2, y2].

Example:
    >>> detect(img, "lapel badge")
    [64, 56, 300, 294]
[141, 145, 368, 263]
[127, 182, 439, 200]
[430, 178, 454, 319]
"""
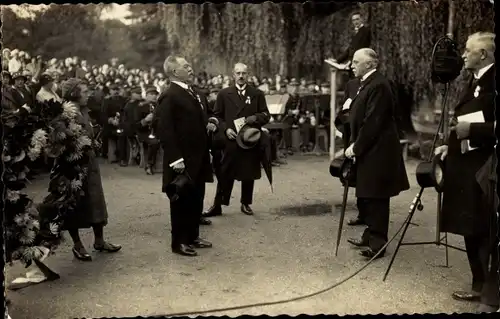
[245, 96, 251, 105]
[473, 86, 481, 98]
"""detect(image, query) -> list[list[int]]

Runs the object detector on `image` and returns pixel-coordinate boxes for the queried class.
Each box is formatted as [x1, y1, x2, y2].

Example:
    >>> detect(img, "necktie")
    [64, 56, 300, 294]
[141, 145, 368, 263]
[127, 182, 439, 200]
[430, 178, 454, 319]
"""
[470, 77, 479, 89]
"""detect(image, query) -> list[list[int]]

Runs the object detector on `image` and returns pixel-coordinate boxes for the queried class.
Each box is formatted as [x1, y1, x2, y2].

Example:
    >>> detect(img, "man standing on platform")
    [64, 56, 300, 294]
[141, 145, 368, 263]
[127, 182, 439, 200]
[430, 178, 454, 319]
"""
[344, 48, 409, 259]
[332, 12, 371, 66]
[203, 62, 271, 217]
[434, 32, 497, 313]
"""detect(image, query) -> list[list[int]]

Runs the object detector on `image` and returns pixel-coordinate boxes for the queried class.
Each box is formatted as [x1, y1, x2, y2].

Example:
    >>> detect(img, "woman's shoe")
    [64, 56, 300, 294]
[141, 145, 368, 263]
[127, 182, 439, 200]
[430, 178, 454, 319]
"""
[93, 242, 122, 253]
[72, 247, 92, 261]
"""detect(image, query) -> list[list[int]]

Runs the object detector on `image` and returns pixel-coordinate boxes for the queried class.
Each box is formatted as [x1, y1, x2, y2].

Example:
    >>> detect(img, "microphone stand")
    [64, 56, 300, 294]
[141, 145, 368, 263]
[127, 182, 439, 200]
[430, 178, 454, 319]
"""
[382, 83, 466, 282]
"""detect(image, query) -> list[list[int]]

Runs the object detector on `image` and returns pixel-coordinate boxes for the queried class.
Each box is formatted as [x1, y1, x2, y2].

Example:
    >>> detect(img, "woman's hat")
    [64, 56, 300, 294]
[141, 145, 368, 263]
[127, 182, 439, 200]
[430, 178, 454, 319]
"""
[416, 155, 445, 192]
[39, 74, 54, 86]
[12, 72, 26, 80]
[236, 124, 262, 150]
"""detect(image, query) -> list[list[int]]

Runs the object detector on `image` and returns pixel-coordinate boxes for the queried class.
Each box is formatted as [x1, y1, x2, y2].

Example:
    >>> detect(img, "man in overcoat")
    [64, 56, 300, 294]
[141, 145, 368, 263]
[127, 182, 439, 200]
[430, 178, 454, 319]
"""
[203, 62, 271, 217]
[336, 77, 365, 227]
[344, 48, 410, 259]
[434, 32, 497, 312]
[156, 55, 218, 257]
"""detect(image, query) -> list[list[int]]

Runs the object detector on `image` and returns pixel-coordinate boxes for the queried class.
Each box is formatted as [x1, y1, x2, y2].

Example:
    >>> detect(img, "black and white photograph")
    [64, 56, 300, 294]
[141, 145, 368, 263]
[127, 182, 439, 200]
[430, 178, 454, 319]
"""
[1, 1, 497, 318]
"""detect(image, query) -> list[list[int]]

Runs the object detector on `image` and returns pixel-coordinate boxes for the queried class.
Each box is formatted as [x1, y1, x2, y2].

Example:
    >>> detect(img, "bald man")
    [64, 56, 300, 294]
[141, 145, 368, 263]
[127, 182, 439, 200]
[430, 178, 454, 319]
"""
[435, 32, 497, 312]
[344, 48, 409, 259]
[203, 62, 271, 217]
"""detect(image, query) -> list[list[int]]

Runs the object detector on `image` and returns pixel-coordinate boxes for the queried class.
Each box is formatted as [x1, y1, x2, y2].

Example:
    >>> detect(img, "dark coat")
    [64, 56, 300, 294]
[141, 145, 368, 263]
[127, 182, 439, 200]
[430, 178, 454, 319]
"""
[348, 71, 410, 198]
[120, 99, 140, 137]
[135, 101, 155, 142]
[441, 65, 496, 237]
[337, 25, 371, 64]
[156, 82, 214, 193]
[338, 78, 360, 149]
[101, 96, 124, 135]
[213, 85, 271, 181]
[63, 105, 108, 229]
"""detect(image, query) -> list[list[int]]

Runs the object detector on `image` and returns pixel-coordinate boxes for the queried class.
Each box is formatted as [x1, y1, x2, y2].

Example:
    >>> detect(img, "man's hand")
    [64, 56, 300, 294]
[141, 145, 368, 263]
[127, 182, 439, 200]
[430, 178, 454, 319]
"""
[172, 162, 185, 173]
[245, 115, 257, 125]
[451, 122, 471, 140]
[144, 113, 154, 123]
[345, 143, 355, 158]
[226, 128, 237, 140]
[434, 145, 449, 161]
[206, 122, 217, 133]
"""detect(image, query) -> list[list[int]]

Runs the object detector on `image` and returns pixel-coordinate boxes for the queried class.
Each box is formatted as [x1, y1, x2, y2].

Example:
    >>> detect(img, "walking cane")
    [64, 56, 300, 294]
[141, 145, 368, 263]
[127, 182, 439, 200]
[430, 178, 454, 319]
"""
[335, 157, 355, 256]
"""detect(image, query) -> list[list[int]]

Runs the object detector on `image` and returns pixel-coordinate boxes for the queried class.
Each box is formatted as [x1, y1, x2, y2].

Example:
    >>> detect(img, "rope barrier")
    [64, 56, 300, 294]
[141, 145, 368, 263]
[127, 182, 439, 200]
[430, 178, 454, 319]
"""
[159, 210, 415, 317]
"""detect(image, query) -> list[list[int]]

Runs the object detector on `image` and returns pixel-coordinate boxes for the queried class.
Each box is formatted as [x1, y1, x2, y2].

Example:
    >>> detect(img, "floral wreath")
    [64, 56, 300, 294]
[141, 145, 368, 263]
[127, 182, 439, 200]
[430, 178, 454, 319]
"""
[3, 98, 96, 267]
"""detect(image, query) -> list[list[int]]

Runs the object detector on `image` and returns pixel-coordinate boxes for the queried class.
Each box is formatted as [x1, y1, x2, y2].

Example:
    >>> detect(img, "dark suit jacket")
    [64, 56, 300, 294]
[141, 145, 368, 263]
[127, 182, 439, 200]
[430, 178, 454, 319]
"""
[213, 85, 270, 181]
[101, 96, 124, 134]
[441, 65, 496, 237]
[349, 71, 409, 198]
[156, 82, 214, 192]
[337, 26, 372, 64]
[338, 78, 360, 149]
[120, 99, 140, 136]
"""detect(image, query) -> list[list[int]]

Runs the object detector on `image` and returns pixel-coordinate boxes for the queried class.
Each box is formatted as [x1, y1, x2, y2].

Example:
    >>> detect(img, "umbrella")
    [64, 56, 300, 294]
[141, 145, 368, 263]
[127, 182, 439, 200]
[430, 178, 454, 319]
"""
[260, 131, 273, 192]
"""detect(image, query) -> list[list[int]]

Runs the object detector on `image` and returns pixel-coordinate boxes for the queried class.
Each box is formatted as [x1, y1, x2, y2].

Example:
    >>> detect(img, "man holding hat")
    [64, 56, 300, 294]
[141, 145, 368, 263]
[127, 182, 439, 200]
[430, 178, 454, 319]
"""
[136, 86, 161, 175]
[117, 86, 143, 167]
[434, 32, 497, 312]
[203, 62, 271, 217]
[100, 83, 124, 162]
[156, 55, 217, 256]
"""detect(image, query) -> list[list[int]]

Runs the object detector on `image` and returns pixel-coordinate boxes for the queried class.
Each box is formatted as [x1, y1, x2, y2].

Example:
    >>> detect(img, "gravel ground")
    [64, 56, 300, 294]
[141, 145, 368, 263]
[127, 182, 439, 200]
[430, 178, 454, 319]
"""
[6, 156, 478, 318]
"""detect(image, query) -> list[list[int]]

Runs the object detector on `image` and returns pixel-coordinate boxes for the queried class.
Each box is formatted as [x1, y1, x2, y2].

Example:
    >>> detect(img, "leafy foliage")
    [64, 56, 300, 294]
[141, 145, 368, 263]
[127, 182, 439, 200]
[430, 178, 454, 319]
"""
[3, 99, 97, 267]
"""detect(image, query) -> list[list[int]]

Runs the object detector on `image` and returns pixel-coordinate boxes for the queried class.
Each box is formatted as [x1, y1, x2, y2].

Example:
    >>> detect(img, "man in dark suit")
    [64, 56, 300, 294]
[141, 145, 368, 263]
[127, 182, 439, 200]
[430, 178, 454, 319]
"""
[156, 55, 217, 257]
[136, 87, 160, 175]
[117, 87, 142, 167]
[344, 48, 410, 259]
[203, 62, 271, 217]
[333, 12, 371, 66]
[335, 78, 367, 227]
[434, 32, 497, 312]
[100, 84, 125, 162]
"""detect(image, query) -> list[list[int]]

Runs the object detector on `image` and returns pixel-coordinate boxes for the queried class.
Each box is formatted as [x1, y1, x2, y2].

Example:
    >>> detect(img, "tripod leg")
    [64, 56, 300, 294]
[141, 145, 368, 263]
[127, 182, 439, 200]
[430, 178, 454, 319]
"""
[444, 233, 449, 267]
[382, 200, 420, 281]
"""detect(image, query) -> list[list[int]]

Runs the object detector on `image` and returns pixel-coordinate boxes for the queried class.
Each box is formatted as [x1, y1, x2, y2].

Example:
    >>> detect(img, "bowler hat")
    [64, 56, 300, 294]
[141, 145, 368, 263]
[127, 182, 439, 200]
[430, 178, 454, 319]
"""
[416, 155, 445, 192]
[330, 157, 356, 187]
[145, 86, 158, 95]
[334, 108, 350, 134]
[165, 172, 194, 202]
[236, 124, 262, 150]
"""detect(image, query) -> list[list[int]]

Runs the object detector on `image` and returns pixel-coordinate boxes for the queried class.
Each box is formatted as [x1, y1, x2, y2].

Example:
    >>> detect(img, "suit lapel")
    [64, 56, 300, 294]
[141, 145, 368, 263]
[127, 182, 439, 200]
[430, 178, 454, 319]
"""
[228, 86, 247, 115]
[350, 71, 377, 105]
[455, 66, 496, 111]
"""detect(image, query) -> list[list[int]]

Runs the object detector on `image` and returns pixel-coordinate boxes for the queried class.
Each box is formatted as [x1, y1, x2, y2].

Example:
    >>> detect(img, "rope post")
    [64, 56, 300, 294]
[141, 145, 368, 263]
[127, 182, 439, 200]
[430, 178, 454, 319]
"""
[329, 67, 338, 161]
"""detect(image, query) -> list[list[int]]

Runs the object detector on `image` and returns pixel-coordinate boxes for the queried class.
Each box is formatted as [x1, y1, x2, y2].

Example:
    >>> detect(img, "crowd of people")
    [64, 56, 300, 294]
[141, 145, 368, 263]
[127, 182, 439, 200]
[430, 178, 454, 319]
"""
[2, 47, 339, 172]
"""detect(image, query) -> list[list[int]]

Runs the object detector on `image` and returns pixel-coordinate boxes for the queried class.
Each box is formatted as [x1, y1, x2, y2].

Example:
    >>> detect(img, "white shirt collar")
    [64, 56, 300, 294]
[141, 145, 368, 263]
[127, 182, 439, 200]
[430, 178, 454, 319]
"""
[171, 80, 189, 90]
[361, 69, 377, 82]
[474, 63, 494, 80]
[235, 83, 247, 92]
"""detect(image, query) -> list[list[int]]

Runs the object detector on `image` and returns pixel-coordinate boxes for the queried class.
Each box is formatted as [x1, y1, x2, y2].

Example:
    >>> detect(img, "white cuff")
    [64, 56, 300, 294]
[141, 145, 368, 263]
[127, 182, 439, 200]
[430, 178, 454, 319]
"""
[169, 158, 184, 167]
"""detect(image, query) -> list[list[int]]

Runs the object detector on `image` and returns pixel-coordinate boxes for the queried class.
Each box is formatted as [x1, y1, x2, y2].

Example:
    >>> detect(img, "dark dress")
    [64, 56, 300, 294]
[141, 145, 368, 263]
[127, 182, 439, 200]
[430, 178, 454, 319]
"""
[64, 105, 108, 229]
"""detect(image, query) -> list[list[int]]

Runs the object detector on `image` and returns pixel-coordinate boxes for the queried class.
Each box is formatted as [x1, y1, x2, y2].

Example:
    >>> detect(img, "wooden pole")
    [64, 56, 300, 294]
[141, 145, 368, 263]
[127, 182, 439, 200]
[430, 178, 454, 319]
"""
[329, 68, 338, 161]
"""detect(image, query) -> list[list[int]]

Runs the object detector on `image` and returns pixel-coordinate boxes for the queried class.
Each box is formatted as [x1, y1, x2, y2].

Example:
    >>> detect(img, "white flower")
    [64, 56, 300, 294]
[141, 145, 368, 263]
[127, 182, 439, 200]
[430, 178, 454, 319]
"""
[6, 190, 20, 202]
[68, 122, 82, 135]
[14, 214, 24, 225]
[70, 179, 83, 190]
[49, 223, 59, 235]
[66, 150, 83, 162]
[19, 229, 36, 245]
[61, 102, 79, 120]
[55, 131, 67, 141]
[474, 85, 481, 98]
[77, 136, 92, 149]
[22, 246, 44, 261]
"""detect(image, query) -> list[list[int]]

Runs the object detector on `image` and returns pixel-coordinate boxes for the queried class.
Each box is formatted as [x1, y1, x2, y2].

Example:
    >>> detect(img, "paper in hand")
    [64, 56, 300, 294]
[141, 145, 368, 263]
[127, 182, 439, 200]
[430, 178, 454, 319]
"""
[342, 98, 352, 111]
[457, 111, 485, 153]
[234, 117, 246, 133]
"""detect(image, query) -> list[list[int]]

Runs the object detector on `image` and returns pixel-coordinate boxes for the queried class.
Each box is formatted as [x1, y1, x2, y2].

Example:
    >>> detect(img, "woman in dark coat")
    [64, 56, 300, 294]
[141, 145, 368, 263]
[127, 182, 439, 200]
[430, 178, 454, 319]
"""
[61, 78, 121, 261]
